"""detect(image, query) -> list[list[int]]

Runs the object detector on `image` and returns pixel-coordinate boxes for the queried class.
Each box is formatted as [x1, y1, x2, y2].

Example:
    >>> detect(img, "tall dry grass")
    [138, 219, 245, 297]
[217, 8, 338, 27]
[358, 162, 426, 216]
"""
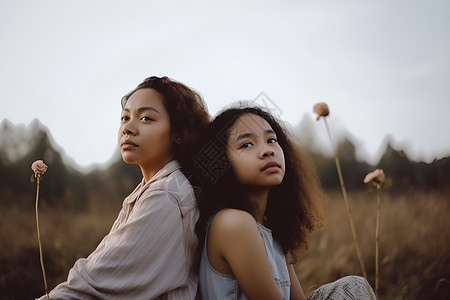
[0, 206, 118, 299]
[296, 189, 450, 299]
[1, 189, 449, 299]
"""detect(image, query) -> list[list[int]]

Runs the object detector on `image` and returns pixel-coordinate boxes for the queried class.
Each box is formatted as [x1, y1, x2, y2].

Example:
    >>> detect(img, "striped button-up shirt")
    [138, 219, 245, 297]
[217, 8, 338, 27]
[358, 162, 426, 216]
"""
[37, 160, 199, 300]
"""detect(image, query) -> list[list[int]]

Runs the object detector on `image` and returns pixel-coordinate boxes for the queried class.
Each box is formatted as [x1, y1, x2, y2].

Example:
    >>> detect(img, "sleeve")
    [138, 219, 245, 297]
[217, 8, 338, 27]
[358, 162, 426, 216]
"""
[37, 189, 188, 300]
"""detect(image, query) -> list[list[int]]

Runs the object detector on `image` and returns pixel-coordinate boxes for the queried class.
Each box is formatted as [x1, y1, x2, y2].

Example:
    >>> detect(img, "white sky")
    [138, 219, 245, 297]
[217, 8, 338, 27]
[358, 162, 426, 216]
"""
[1, 0, 449, 170]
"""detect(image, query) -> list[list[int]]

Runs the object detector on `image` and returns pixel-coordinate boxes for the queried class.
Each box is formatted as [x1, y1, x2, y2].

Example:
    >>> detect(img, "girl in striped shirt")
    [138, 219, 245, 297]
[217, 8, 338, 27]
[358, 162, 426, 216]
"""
[37, 76, 209, 300]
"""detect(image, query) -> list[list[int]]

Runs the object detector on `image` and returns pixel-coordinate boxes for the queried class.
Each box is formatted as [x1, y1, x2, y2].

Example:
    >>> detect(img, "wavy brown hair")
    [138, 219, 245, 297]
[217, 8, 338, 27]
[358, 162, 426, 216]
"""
[121, 76, 210, 171]
[194, 103, 323, 253]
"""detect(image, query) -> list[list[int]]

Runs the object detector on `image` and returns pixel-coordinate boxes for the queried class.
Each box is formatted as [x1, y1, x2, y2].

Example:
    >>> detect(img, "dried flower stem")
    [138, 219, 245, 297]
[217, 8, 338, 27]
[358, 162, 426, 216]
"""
[35, 175, 50, 299]
[375, 184, 381, 299]
[322, 118, 372, 297]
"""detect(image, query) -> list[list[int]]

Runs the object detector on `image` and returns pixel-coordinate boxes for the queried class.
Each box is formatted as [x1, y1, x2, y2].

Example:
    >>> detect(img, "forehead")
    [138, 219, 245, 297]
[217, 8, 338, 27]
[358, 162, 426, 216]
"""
[229, 113, 273, 136]
[124, 88, 166, 111]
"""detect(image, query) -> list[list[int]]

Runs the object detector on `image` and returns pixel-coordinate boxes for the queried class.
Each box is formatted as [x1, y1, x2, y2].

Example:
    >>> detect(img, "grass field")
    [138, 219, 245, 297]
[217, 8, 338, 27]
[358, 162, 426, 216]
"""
[296, 189, 450, 299]
[1, 189, 449, 299]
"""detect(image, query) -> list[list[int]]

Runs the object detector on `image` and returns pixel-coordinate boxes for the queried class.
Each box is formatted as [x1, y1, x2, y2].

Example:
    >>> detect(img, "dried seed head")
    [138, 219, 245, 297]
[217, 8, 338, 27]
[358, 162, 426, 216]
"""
[31, 160, 48, 175]
[364, 169, 385, 185]
[313, 102, 330, 120]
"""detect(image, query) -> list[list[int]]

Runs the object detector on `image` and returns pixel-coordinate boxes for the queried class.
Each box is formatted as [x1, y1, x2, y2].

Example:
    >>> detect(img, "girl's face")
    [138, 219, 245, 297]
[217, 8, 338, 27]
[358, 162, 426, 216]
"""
[226, 113, 285, 188]
[118, 88, 177, 177]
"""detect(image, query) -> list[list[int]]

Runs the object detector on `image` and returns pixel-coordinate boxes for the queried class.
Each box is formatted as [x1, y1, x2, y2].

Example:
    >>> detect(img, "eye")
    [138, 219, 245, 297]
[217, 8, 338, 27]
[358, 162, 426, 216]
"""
[268, 137, 277, 144]
[141, 116, 153, 121]
[121, 116, 129, 122]
[239, 142, 253, 149]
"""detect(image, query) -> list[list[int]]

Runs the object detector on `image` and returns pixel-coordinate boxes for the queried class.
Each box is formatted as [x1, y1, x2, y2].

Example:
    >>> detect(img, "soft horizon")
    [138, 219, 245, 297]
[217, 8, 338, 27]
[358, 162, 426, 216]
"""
[1, 116, 448, 174]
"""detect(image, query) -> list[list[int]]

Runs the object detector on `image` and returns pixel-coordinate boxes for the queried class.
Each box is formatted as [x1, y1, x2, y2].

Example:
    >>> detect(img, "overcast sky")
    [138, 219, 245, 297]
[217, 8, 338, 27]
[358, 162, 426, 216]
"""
[1, 0, 449, 170]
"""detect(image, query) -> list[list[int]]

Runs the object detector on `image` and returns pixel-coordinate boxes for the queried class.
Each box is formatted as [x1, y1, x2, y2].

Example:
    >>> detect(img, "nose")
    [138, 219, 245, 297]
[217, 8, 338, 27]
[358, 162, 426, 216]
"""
[121, 120, 136, 136]
[259, 147, 274, 159]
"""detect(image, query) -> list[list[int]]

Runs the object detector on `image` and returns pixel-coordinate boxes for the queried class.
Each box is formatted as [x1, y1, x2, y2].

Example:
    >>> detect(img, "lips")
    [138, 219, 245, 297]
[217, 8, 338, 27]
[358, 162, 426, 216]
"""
[261, 161, 281, 171]
[121, 139, 138, 148]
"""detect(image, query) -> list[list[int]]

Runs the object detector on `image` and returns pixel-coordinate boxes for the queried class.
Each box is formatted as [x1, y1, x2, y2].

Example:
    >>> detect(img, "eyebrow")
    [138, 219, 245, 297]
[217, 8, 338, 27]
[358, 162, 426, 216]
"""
[122, 106, 160, 114]
[234, 129, 275, 142]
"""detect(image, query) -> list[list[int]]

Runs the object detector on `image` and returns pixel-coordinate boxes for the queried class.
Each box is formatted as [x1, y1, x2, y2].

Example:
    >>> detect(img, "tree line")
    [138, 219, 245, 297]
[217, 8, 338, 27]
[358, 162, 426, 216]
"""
[1, 120, 448, 211]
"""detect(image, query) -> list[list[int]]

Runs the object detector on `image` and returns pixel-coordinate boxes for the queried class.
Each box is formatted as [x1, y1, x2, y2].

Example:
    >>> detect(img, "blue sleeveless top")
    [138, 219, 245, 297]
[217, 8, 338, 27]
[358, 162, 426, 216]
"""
[198, 221, 290, 300]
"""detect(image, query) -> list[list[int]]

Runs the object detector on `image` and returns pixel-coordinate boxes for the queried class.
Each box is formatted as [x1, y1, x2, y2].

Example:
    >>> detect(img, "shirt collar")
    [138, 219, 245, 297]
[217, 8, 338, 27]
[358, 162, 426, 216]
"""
[144, 160, 181, 186]
[125, 160, 181, 205]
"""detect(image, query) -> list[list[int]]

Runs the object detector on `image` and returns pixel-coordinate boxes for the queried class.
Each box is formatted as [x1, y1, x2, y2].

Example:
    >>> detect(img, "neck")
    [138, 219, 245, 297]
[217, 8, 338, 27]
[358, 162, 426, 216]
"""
[141, 169, 158, 183]
[140, 158, 173, 183]
[246, 188, 269, 224]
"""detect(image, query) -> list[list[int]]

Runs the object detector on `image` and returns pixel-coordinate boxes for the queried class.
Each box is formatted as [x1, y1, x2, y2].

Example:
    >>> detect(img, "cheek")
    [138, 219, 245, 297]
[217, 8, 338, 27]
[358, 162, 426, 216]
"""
[230, 164, 246, 183]
[230, 158, 251, 181]
[278, 146, 285, 167]
[117, 127, 123, 143]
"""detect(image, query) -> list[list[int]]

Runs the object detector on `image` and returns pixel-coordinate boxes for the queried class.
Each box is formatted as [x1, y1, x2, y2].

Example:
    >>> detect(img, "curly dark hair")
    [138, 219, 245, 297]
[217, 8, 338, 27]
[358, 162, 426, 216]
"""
[121, 76, 210, 171]
[194, 103, 323, 253]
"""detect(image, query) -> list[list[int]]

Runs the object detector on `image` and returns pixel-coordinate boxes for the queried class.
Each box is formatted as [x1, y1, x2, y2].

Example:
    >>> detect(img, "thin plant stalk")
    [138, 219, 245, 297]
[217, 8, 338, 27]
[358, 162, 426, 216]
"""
[322, 118, 372, 298]
[375, 184, 381, 299]
[35, 176, 50, 299]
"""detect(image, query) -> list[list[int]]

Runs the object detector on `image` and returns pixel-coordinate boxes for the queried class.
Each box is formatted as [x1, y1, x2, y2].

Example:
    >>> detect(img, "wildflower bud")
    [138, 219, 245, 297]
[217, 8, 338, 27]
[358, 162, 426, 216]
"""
[31, 160, 48, 175]
[313, 102, 330, 120]
[364, 169, 385, 185]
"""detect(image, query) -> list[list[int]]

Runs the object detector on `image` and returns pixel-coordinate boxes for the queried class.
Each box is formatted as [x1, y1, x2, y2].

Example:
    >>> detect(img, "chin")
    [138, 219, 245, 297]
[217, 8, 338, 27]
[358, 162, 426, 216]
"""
[268, 178, 284, 187]
[121, 154, 137, 165]
[256, 179, 283, 188]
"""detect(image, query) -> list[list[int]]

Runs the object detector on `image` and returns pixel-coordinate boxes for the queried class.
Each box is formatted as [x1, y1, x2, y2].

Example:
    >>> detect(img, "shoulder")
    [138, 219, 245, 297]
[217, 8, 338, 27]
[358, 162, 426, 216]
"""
[209, 209, 260, 240]
[143, 169, 197, 217]
[207, 209, 271, 281]
[213, 208, 255, 225]
[164, 168, 193, 193]
[144, 168, 193, 199]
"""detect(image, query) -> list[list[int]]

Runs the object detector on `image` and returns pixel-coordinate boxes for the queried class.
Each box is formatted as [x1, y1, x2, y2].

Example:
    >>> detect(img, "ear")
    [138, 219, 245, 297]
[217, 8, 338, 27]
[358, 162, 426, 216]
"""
[171, 132, 183, 144]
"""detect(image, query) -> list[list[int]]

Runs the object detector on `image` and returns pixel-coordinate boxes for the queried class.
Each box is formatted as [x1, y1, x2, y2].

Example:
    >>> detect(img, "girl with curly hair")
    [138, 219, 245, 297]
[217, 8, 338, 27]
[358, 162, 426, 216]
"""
[195, 103, 375, 300]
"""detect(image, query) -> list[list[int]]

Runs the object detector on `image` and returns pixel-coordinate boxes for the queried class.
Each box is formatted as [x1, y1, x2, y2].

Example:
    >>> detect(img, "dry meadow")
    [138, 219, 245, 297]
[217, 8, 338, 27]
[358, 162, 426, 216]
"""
[1, 189, 448, 299]
[297, 189, 450, 299]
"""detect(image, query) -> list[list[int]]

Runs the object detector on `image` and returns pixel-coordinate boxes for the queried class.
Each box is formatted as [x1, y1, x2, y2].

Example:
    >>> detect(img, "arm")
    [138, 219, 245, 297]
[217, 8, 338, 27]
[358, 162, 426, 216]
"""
[38, 190, 188, 300]
[208, 209, 284, 300]
[286, 253, 306, 300]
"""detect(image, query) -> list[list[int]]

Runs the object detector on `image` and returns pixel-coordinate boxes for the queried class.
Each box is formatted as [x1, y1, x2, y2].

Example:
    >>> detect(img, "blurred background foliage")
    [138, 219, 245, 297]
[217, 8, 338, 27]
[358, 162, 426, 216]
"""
[1, 118, 448, 211]
[0, 119, 449, 299]
[0, 119, 141, 212]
